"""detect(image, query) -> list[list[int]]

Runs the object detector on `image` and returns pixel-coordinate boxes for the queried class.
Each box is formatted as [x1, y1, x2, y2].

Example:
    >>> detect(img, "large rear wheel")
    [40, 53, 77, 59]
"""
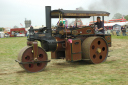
[82, 37, 108, 64]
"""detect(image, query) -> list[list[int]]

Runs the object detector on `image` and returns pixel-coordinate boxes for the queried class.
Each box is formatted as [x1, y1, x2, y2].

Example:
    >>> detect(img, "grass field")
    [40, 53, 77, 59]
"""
[0, 36, 128, 85]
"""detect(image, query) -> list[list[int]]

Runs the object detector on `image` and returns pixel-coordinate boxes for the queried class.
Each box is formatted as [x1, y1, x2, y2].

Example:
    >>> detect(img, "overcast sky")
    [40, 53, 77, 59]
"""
[0, 0, 128, 28]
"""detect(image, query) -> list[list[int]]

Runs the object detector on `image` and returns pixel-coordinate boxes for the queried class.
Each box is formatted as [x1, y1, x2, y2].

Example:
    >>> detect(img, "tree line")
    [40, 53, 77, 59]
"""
[113, 13, 128, 20]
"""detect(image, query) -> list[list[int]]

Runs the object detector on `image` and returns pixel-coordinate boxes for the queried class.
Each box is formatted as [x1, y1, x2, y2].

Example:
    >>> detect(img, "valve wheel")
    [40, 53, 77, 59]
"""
[82, 37, 108, 64]
[17, 46, 48, 73]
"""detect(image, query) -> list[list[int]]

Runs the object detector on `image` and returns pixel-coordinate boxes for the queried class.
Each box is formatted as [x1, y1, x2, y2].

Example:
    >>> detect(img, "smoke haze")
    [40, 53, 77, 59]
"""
[0, 0, 128, 27]
[88, 0, 121, 12]
[87, 0, 128, 19]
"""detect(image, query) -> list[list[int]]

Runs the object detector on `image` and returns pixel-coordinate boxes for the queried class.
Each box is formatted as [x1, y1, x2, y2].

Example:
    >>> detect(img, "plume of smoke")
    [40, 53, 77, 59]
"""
[87, 0, 121, 20]
[76, 7, 84, 10]
[88, 0, 121, 12]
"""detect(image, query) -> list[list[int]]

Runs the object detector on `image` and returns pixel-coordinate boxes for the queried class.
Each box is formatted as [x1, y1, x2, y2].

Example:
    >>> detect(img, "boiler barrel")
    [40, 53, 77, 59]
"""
[40, 37, 65, 52]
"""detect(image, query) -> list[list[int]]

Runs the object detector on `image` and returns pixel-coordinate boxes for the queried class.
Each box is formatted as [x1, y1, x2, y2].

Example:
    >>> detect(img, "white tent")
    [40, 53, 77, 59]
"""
[0, 32, 4, 38]
[113, 24, 121, 31]
[125, 23, 128, 25]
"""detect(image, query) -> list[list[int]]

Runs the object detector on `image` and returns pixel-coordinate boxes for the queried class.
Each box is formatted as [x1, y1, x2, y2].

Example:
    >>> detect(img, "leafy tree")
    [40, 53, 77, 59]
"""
[13, 25, 18, 28]
[76, 7, 84, 10]
[112, 13, 122, 19]
[124, 15, 128, 20]
[0, 28, 4, 31]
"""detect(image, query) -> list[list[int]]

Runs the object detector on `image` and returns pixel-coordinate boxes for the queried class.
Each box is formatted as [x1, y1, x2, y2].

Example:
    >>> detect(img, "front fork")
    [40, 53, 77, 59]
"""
[27, 41, 38, 61]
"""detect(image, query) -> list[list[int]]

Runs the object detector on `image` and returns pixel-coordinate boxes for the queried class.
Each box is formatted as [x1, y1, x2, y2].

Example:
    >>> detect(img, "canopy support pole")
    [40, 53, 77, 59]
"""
[102, 16, 104, 34]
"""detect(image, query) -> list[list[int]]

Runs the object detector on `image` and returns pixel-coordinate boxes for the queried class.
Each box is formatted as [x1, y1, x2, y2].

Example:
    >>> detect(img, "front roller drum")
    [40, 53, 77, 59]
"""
[17, 46, 48, 73]
[82, 37, 108, 64]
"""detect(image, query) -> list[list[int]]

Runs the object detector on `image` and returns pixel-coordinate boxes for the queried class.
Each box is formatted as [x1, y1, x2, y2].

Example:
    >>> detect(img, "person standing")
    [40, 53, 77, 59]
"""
[14, 31, 16, 37]
[121, 26, 126, 36]
[116, 29, 120, 36]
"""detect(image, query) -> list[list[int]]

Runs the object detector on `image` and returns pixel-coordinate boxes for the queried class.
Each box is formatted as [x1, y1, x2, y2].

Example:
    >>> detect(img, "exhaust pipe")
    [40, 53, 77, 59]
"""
[45, 6, 52, 37]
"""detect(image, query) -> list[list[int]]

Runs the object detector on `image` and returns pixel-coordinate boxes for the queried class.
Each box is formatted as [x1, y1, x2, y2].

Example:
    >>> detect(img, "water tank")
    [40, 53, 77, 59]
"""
[25, 20, 31, 28]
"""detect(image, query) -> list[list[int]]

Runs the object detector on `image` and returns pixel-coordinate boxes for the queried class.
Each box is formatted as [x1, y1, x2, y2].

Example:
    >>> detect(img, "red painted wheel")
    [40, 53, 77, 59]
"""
[17, 46, 48, 73]
[82, 37, 108, 64]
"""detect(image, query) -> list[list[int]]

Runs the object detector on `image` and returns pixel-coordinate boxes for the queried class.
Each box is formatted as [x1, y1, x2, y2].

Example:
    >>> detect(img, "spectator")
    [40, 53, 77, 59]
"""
[125, 25, 128, 36]
[111, 29, 114, 35]
[121, 26, 126, 36]
[14, 31, 16, 37]
[116, 29, 120, 36]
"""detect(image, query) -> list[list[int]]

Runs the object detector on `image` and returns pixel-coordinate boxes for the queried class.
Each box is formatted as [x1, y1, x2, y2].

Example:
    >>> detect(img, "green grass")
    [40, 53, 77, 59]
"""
[0, 36, 128, 85]
[111, 35, 128, 39]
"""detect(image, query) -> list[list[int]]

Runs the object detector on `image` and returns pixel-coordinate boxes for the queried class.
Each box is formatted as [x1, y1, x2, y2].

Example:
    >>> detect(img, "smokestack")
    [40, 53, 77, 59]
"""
[45, 6, 51, 37]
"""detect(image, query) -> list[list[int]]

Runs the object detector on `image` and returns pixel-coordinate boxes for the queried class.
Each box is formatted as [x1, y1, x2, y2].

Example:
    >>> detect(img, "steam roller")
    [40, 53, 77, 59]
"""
[15, 6, 111, 73]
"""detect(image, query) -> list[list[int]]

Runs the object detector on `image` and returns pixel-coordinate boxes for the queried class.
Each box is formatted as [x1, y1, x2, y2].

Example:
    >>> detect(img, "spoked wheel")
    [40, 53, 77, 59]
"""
[17, 46, 48, 73]
[82, 37, 108, 64]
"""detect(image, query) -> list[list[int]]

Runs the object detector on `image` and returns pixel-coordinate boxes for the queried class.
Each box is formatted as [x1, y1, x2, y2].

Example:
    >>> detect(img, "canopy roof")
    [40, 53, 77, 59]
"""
[51, 10, 110, 18]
